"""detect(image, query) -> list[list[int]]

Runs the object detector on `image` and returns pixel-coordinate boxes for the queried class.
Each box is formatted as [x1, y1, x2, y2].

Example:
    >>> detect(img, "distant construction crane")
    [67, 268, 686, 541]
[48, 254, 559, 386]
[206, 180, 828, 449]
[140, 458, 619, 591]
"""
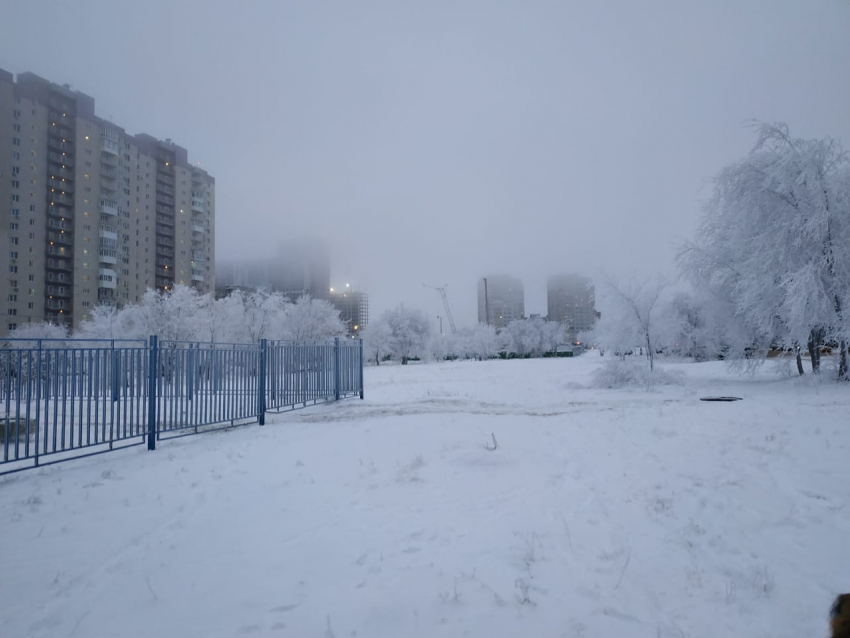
[423, 284, 457, 335]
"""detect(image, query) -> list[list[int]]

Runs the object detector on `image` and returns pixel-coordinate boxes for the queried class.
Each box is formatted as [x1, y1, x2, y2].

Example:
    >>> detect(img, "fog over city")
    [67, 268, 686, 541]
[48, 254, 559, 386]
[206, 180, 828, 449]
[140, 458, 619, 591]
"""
[2, 1, 849, 324]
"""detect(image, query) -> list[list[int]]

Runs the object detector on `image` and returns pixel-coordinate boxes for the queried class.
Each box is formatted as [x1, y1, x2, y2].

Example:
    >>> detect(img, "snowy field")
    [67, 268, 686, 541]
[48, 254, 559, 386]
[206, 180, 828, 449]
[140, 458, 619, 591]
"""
[1, 355, 849, 638]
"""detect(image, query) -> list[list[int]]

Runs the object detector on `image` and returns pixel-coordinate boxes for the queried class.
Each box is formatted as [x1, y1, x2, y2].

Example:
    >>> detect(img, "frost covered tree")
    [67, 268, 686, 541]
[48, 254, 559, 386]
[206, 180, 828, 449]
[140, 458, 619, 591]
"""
[466, 323, 500, 360]
[680, 122, 850, 377]
[384, 306, 431, 364]
[599, 275, 667, 370]
[241, 290, 288, 343]
[279, 295, 346, 341]
[6, 321, 70, 344]
[361, 319, 394, 365]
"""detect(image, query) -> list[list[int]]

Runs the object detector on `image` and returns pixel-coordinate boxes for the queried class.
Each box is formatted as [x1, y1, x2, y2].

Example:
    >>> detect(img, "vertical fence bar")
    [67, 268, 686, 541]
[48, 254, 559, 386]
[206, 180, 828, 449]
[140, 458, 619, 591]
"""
[334, 338, 340, 401]
[359, 338, 365, 399]
[258, 339, 267, 425]
[147, 336, 158, 451]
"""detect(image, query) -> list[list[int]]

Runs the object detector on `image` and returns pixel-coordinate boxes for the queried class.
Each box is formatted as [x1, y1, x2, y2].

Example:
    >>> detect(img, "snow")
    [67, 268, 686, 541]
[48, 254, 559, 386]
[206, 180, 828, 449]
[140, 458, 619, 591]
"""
[1, 355, 848, 638]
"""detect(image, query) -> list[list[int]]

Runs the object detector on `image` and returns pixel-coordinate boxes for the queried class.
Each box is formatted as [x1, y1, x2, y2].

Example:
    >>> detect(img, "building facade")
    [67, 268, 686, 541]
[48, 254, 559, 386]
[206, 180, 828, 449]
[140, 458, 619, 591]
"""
[216, 239, 330, 302]
[0, 69, 215, 335]
[328, 289, 369, 337]
[547, 274, 596, 341]
[478, 275, 524, 330]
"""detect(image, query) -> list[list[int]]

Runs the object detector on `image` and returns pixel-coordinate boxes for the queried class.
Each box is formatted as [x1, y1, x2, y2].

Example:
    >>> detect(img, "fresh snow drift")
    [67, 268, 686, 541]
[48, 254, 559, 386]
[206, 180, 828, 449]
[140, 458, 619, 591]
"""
[1, 356, 848, 638]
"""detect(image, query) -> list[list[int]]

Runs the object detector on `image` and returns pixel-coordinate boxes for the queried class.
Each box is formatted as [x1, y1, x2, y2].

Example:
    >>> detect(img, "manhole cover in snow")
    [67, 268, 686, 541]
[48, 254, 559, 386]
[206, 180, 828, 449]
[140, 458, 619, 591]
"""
[699, 396, 743, 402]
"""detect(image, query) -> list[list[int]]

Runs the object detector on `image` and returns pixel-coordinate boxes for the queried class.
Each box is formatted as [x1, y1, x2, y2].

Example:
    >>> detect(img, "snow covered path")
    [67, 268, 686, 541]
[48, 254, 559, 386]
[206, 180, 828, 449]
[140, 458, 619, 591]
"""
[1, 356, 849, 637]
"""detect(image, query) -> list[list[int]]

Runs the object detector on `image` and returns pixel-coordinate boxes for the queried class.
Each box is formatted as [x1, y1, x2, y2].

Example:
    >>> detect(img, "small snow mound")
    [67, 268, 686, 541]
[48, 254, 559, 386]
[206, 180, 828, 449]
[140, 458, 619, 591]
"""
[590, 360, 683, 389]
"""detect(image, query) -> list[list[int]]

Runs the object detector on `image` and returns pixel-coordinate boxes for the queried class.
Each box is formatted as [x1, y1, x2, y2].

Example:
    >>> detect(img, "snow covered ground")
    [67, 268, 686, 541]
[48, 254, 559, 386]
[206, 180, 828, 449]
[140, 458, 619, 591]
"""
[1, 355, 848, 638]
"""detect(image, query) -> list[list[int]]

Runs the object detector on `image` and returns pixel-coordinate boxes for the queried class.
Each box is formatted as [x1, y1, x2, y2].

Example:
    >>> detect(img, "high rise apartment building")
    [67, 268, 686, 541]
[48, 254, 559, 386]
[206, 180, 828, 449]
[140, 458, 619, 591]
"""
[328, 288, 369, 337]
[547, 274, 596, 341]
[478, 275, 524, 330]
[216, 239, 330, 302]
[0, 69, 215, 335]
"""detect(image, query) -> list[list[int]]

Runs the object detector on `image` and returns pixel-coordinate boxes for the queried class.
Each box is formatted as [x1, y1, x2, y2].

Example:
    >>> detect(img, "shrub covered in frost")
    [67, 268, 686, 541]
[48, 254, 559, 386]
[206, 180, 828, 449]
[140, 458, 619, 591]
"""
[590, 359, 683, 389]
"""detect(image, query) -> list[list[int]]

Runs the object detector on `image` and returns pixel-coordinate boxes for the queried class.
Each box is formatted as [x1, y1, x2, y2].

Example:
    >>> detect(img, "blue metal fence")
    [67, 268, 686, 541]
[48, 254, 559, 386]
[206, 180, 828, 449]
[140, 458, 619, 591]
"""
[0, 336, 364, 474]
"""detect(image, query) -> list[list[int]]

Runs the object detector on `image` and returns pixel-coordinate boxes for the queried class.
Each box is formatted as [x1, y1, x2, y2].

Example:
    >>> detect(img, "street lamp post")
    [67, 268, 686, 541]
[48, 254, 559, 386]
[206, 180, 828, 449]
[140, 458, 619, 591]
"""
[437, 315, 443, 336]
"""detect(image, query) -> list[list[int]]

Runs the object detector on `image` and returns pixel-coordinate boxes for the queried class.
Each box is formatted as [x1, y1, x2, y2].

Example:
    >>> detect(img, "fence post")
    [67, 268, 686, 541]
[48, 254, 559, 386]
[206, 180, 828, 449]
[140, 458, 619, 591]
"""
[359, 337, 364, 400]
[147, 335, 158, 451]
[258, 339, 267, 425]
[334, 337, 341, 401]
[187, 343, 194, 402]
[34, 340, 42, 467]
[111, 340, 119, 404]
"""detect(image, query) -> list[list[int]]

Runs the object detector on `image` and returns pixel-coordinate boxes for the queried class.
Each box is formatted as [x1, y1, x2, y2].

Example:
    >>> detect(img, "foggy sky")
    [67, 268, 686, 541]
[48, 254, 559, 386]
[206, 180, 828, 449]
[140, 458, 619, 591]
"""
[2, 0, 849, 330]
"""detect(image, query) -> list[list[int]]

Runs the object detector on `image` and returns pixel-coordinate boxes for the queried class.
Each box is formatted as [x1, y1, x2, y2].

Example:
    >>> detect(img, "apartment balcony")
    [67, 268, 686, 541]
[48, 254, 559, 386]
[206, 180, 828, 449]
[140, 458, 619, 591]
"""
[98, 248, 118, 265]
[100, 179, 117, 194]
[98, 268, 118, 289]
[156, 236, 175, 248]
[48, 152, 74, 168]
[50, 194, 74, 207]
[156, 193, 175, 207]
[100, 165, 117, 180]
[47, 219, 72, 231]
[46, 257, 72, 272]
[157, 246, 175, 258]
[156, 257, 175, 268]
[192, 222, 205, 234]
[156, 225, 173, 237]
[47, 139, 74, 154]
[47, 287, 72, 299]
[53, 167, 74, 181]
[48, 110, 72, 126]
[45, 300, 69, 312]
[99, 227, 118, 242]
[48, 233, 73, 247]
[191, 198, 205, 212]
[48, 180, 74, 196]
[191, 251, 206, 262]
[101, 137, 120, 156]
[100, 199, 119, 217]
[191, 270, 204, 283]
[155, 267, 174, 279]
[156, 214, 174, 227]
[157, 172, 175, 187]
[46, 245, 71, 258]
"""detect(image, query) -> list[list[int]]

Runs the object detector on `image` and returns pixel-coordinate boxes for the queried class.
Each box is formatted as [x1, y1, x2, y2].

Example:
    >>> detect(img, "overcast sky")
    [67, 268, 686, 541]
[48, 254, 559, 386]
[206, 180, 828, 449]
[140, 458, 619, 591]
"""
[2, 0, 849, 328]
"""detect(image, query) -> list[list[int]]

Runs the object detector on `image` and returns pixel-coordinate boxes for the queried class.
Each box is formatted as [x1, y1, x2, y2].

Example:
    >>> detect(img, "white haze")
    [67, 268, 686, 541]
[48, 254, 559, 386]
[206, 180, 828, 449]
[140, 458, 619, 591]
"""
[2, 0, 849, 327]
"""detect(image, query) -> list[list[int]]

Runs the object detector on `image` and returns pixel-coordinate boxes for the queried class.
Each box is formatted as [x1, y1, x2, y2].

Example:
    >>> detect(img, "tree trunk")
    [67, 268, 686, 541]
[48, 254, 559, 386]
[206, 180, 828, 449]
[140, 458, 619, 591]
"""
[645, 331, 653, 371]
[795, 346, 804, 376]
[402, 356, 408, 365]
[808, 328, 822, 373]
[840, 340, 848, 380]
